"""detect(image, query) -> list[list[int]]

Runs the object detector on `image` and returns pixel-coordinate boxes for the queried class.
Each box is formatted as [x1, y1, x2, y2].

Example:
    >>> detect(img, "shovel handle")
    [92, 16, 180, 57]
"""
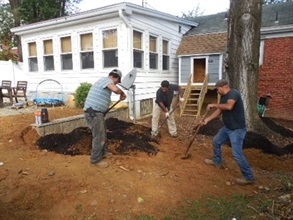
[182, 110, 209, 158]
[104, 100, 121, 115]
[152, 103, 180, 135]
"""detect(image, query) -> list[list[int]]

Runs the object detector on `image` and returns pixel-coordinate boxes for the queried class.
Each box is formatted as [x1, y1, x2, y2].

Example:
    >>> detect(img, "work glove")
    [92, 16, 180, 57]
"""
[179, 97, 184, 103]
[165, 112, 169, 118]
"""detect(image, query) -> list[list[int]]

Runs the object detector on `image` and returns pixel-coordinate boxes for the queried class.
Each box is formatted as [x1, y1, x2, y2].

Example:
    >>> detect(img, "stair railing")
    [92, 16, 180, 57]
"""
[180, 73, 193, 116]
[196, 74, 208, 118]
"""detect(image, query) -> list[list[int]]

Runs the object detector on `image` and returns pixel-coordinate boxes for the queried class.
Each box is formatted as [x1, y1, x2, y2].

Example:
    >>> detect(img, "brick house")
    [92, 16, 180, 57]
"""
[177, 2, 293, 120]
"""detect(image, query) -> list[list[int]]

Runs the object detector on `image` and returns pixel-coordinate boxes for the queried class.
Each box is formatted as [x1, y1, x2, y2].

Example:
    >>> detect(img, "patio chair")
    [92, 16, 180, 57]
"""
[0, 80, 14, 104]
[13, 81, 28, 103]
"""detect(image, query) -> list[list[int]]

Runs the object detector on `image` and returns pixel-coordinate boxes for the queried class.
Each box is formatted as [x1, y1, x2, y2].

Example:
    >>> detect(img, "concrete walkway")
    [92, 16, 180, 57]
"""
[0, 105, 38, 117]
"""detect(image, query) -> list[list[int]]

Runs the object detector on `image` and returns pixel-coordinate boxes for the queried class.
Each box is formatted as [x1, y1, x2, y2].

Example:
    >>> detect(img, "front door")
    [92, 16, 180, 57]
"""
[193, 58, 206, 83]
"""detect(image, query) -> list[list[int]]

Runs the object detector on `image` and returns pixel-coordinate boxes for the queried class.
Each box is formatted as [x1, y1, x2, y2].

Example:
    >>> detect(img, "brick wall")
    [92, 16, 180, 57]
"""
[258, 37, 293, 120]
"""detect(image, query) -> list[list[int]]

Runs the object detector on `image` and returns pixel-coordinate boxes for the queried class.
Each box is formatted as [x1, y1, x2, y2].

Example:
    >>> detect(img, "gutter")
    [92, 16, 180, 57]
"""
[261, 24, 293, 39]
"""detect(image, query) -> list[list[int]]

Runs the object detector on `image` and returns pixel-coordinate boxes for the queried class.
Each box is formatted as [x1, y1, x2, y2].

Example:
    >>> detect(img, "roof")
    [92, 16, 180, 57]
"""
[177, 32, 227, 56]
[11, 2, 197, 35]
[187, 1, 293, 35]
[177, 1, 293, 56]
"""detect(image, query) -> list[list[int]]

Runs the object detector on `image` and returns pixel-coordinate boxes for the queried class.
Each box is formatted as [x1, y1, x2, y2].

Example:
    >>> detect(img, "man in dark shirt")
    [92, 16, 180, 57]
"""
[151, 80, 184, 137]
[201, 79, 254, 185]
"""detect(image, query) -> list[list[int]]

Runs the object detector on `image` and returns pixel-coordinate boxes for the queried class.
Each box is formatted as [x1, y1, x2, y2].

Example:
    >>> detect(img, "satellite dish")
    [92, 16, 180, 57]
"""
[120, 68, 137, 90]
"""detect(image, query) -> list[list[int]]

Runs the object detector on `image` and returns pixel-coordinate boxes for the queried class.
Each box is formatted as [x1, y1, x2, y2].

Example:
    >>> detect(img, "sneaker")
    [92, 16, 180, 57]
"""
[171, 134, 178, 138]
[91, 160, 109, 168]
[235, 177, 254, 185]
[204, 159, 221, 168]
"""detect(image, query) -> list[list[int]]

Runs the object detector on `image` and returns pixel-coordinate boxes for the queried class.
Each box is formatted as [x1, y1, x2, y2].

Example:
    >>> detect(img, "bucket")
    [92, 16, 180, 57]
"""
[41, 108, 49, 123]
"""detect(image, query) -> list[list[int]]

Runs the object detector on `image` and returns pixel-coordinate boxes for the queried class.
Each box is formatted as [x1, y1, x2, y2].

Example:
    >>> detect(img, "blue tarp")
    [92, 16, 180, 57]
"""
[33, 98, 64, 106]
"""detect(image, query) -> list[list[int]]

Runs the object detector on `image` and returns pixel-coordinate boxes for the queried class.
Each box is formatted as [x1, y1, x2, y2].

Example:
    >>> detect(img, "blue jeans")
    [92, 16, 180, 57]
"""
[212, 126, 254, 180]
[84, 112, 107, 163]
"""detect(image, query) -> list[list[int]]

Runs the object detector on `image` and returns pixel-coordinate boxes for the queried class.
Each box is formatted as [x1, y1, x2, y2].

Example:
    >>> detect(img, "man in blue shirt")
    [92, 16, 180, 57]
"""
[84, 69, 126, 168]
[201, 79, 254, 185]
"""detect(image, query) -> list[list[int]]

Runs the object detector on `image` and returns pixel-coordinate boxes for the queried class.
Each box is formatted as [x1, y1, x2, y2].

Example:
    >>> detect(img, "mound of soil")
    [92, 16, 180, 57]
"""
[35, 118, 159, 156]
[34, 116, 293, 157]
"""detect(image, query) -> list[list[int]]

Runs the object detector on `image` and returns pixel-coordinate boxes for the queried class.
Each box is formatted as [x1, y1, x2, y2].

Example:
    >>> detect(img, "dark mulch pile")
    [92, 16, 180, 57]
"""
[36, 118, 158, 156]
[198, 118, 293, 156]
[106, 118, 158, 156]
[35, 117, 293, 157]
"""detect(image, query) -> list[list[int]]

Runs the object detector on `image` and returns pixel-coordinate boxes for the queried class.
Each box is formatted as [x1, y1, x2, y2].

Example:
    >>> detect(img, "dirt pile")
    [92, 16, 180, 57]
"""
[30, 117, 293, 157]
[34, 118, 159, 156]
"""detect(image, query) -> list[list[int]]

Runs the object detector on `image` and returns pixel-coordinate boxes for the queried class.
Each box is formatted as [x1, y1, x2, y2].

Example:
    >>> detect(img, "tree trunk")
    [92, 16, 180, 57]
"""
[226, 0, 271, 134]
[9, 0, 23, 61]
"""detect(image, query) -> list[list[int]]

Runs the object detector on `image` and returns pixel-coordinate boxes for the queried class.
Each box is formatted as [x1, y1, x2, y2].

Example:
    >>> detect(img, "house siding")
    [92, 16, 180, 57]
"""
[258, 36, 293, 120]
[179, 54, 222, 85]
[207, 55, 221, 83]
[180, 57, 191, 84]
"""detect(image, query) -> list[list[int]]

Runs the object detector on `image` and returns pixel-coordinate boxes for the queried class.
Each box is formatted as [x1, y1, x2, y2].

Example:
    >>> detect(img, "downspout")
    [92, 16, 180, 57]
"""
[119, 9, 136, 121]
[119, 9, 130, 28]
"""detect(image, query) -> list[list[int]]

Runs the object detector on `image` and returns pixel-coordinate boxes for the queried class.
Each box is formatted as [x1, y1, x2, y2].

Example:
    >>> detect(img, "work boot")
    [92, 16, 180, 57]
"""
[91, 160, 109, 168]
[151, 131, 158, 136]
[103, 152, 113, 158]
[204, 159, 222, 168]
[170, 133, 178, 138]
[235, 177, 254, 185]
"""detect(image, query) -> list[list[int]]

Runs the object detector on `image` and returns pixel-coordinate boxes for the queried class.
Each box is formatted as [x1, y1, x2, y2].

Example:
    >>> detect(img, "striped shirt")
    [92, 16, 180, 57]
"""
[84, 77, 113, 113]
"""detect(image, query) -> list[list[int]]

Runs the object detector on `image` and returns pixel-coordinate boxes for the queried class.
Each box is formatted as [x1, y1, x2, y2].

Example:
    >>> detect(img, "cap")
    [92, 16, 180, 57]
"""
[215, 79, 229, 87]
[161, 80, 169, 87]
[110, 69, 122, 82]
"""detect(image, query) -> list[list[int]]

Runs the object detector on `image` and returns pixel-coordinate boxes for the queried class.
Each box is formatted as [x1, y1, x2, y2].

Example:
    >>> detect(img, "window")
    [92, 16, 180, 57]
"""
[133, 30, 143, 68]
[80, 33, 94, 69]
[149, 35, 158, 69]
[103, 29, 118, 68]
[61, 36, 73, 70]
[162, 40, 170, 70]
[28, 42, 38, 72]
[43, 39, 54, 71]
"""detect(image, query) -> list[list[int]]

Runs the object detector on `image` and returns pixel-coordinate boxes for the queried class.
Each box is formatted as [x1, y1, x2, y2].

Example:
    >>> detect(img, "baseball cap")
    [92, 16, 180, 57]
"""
[215, 79, 229, 87]
[110, 69, 122, 82]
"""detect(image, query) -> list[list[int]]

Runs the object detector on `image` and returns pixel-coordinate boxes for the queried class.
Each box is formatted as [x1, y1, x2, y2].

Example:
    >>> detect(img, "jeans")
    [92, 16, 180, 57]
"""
[212, 126, 254, 180]
[84, 112, 107, 163]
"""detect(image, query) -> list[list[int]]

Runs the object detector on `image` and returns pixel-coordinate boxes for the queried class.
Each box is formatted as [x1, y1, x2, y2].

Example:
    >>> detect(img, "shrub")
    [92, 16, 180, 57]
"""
[74, 82, 92, 108]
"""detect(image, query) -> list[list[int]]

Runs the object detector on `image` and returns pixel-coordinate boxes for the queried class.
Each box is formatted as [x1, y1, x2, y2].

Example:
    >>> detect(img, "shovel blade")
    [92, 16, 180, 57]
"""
[180, 154, 190, 159]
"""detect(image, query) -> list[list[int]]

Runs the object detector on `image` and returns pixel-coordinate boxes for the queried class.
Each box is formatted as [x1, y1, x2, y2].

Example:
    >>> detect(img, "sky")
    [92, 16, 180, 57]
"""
[78, 0, 230, 16]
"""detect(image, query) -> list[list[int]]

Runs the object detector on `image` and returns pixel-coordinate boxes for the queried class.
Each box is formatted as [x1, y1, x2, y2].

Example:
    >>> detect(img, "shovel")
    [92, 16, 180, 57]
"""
[151, 102, 180, 137]
[104, 69, 137, 115]
[181, 110, 209, 159]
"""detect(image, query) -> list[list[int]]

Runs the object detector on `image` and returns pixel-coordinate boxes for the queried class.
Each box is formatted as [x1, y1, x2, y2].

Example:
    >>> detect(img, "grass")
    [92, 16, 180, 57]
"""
[164, 195, 252, 220]
[130, 171, 293, 220]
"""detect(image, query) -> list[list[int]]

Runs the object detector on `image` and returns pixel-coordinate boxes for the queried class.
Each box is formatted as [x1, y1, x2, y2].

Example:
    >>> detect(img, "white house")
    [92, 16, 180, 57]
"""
[7, 2, 197, 119]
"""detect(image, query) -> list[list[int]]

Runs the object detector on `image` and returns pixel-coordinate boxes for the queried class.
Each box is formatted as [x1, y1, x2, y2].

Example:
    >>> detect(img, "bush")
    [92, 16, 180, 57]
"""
[74, 82, 92, 108]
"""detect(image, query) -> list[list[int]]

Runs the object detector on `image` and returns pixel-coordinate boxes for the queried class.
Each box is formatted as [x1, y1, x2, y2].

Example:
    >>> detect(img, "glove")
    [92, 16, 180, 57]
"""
[180, 97, 184, 103]
[165, 112, 169, 118]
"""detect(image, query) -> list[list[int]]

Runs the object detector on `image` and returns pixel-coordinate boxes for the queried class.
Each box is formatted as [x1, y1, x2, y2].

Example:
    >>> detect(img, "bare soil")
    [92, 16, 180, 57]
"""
[0, 106, 292, 219]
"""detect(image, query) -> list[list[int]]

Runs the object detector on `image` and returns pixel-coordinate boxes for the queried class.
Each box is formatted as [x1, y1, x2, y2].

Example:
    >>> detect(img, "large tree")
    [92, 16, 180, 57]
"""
[225, 0, 270, 133]
[19, 0, 81, 24]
